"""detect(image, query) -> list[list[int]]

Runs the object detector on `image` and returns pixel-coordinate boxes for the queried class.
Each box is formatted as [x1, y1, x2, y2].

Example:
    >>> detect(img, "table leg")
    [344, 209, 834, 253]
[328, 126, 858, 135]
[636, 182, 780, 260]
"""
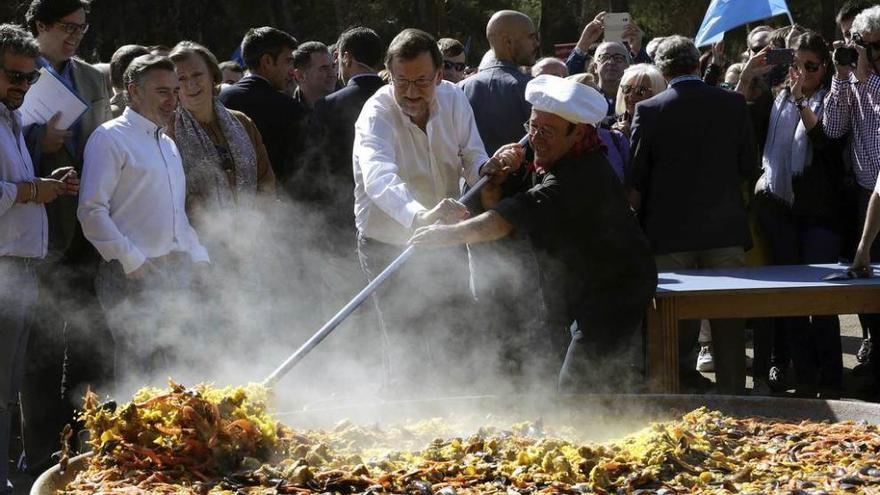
[647, 297, 679, 393]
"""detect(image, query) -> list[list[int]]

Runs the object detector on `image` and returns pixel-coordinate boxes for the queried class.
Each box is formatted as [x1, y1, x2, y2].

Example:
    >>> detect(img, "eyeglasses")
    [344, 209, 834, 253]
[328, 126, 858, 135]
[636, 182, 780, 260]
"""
[802, 61, 822, 73]
[443, 60, 466, 72]
[523, 122, 572, 140]
[391, 76, 435, 90]
[55, 21, 89, 35]
[597, 53, 627, 64]
[0, 66, 41, 86]
[620, 84, 652, 97]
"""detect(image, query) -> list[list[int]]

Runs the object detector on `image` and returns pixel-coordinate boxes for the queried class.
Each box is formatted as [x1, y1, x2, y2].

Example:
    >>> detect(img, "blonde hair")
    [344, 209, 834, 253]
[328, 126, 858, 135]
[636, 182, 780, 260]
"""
[614, 63, 666, 116]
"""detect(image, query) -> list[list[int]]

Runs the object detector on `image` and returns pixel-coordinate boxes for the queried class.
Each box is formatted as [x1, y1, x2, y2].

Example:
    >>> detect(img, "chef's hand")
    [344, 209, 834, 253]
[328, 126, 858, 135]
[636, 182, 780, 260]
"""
[412, 198, 469, 228]
[41, 113, 73, 154]
[482, 143, 525, 185]
[409, 224, 462, 248]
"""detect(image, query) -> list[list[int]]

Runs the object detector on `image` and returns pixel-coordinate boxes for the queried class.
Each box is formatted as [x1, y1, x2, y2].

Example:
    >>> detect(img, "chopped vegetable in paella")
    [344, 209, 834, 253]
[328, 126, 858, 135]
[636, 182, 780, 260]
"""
[60, 382, 880, 494]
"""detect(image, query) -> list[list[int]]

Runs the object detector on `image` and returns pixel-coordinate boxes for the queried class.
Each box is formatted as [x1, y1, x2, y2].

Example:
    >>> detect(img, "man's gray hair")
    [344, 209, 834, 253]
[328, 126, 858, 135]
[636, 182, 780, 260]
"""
[0, 23, 40, 62]
[852, 5, 880, 38]
[654, 35, 700, 78]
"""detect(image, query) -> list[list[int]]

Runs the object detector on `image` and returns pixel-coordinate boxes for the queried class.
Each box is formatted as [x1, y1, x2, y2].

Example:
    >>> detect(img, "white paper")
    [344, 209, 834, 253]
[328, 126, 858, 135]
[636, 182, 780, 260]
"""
[19, 67, 89, 130]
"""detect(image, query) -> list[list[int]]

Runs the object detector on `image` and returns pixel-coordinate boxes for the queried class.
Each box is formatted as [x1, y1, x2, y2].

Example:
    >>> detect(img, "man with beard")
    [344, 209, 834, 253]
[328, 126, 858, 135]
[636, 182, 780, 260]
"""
[0, 24, 76, 494]
[411, 75, 657, 392]
[353, 29, 493, 393]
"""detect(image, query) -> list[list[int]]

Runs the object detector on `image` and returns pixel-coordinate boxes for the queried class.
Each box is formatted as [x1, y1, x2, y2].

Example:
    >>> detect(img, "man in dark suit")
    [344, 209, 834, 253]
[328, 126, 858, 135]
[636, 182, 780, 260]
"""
[627, 35, 758, 395]
[292, 27, 385, 233]
[219, 27, 306, 186]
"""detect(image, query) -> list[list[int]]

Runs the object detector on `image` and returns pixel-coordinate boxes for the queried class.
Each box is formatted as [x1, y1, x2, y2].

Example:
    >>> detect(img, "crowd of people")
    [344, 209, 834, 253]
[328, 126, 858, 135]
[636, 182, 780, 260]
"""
[2, 0, 880, 491]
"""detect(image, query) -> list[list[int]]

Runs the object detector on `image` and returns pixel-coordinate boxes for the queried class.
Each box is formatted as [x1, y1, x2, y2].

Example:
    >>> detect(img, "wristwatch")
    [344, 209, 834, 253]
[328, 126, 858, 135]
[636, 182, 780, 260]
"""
[795, 96, 806, 111]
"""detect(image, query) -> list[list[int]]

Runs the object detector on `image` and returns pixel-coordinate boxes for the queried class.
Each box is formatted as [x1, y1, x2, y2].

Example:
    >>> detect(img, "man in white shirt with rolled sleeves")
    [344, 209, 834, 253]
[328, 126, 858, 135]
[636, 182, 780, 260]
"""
[78, 54, 209, 393]
[353, 28, 492, 393]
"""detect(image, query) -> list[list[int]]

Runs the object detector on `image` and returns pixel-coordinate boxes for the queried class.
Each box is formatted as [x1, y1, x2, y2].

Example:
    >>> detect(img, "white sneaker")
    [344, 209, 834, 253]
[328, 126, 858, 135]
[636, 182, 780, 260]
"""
[696, 345, 714, 372]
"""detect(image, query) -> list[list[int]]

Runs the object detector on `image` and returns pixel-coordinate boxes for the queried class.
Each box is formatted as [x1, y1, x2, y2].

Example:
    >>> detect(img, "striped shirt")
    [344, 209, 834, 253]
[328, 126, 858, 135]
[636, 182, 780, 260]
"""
[823, 72, 880, 190]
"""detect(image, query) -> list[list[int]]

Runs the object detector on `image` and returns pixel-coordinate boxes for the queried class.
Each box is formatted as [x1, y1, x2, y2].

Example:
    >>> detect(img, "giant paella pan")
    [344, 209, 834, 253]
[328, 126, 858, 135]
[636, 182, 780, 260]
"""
[31, 382, 880, 494]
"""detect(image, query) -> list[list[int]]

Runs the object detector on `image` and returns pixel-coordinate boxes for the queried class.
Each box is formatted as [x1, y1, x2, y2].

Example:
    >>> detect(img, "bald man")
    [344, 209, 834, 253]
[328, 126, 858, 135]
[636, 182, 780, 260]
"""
[531, 57, 569, 78]
[461, 10, 537, 153]
[459, 10, 547, 390]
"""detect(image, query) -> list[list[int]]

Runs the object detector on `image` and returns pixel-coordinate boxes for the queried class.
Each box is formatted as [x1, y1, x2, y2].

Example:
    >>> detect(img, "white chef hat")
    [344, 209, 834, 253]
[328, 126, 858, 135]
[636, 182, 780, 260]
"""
[525, 75, 608, 126]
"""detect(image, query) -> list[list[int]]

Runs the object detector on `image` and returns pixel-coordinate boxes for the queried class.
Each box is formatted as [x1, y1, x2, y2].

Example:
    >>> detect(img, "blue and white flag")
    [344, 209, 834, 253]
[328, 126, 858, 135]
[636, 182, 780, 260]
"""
[694, 0, 792, 47]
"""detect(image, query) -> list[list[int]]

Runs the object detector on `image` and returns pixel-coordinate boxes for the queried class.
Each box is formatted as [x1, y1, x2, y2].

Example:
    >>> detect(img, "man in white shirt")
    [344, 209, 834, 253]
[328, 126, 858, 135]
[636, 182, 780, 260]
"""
[0, 24, 74, 495]
[353, 28, 491, 393]
[78, 54, 209, 393]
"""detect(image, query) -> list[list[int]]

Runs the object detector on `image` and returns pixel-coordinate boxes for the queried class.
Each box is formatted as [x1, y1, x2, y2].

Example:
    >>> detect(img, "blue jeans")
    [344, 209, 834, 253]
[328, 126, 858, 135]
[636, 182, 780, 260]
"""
[0, 258, 38, 494]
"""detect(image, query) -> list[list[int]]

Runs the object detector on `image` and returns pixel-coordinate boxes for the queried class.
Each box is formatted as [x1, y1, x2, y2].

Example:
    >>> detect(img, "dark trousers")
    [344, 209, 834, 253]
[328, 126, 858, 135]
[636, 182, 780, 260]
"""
[655, 247, 747, 395]
[20, 261, 113, 475]
[0, 259, 37, 494]
[357, 234, 478, 395]
[94, 256, 193, 398]
[756, 193, 843, 393]
[558, 289, 653, 394]
[856, 186, 880, 342]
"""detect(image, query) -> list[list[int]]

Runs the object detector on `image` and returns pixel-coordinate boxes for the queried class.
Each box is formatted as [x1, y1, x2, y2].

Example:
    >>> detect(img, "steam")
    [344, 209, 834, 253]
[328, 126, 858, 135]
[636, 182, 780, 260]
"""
[63, 123, 644, 427]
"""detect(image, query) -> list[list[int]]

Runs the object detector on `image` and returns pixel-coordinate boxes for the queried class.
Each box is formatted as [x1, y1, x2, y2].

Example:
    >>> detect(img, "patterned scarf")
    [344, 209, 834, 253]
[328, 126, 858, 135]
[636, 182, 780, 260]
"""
[173, 98, 258, 211]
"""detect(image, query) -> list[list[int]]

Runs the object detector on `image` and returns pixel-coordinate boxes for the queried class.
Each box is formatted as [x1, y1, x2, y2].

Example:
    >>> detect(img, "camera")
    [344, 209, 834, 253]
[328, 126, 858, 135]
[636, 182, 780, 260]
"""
[834, 46, 858, 66]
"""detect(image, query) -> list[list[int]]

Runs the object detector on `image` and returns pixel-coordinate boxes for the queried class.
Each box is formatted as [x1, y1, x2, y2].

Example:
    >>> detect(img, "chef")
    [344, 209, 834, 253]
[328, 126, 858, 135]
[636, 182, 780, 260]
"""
[410, 75, 657, 392]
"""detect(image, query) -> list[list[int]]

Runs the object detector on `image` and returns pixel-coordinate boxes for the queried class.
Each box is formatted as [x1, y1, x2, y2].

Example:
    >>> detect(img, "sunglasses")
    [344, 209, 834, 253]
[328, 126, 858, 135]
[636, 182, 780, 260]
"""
[55, 21, 89, 35]
[620, 84, 652, 97]
[802, 61, 822, 73]
[443, 60, 466, 72]
[0, 66, 41, 86]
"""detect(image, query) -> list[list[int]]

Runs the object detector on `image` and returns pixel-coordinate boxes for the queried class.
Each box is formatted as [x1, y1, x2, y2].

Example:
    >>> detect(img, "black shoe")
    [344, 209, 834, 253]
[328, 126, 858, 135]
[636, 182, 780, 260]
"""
[853, 360, 875, 377]
[680, 369, 713, 393]
[768, 366, 787, 392]
[858, 338, 873, 364]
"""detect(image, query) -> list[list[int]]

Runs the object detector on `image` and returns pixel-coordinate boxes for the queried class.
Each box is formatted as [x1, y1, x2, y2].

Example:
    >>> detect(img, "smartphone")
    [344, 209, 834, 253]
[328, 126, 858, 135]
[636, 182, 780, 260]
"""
[604, 12, 631, 44]
[766, 48, 795, 65]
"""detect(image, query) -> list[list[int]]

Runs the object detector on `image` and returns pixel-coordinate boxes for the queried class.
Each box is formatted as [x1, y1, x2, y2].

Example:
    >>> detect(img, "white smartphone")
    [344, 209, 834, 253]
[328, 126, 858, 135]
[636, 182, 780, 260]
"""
[604, 12, 631, 44]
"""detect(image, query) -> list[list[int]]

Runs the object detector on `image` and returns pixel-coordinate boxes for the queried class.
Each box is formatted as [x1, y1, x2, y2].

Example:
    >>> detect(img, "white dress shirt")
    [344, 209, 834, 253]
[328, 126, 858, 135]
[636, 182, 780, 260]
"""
[0, 105, 47, 258]
[353, 80, 489, 245]
[78, 107, 209, 273]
